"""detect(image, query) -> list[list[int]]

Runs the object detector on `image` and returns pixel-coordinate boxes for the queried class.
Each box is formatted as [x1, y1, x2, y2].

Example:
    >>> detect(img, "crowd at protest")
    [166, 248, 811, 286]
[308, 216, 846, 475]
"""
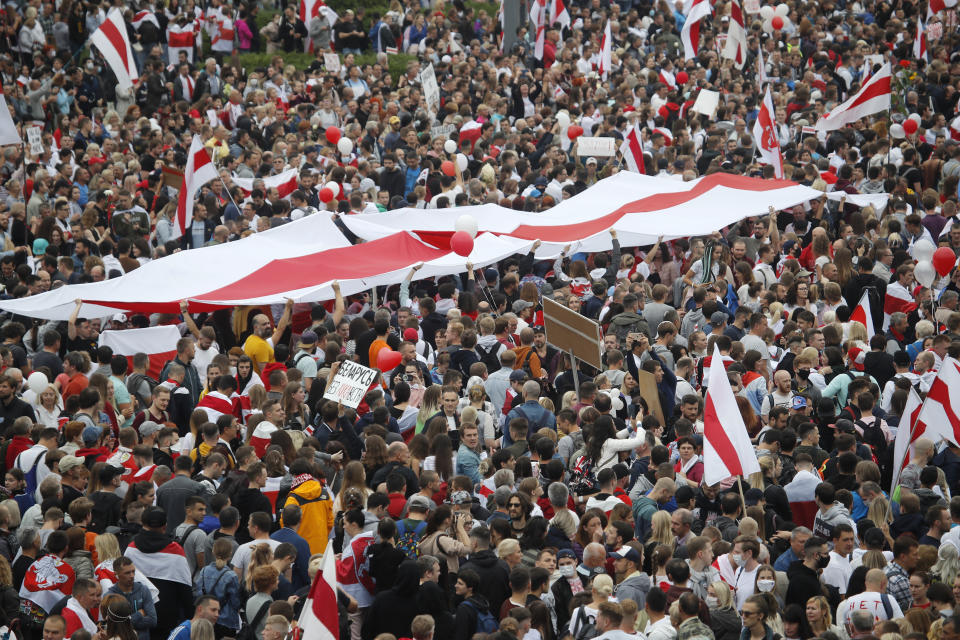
[0, 2, 959, 640]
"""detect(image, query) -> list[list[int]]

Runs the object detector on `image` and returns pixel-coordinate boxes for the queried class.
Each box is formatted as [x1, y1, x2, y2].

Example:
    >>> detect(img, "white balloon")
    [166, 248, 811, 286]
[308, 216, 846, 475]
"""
[775, 3, 789, 15]
[760, 5, 774, 19]
[27, 371, 48, 395]
[913, 238, 936, 263]
[604, 390, 624, 412]
[890, 123, 905, 139]
[324, 181, 339, 193]
[909, 113, 922, 124]
[444, 140, 457, 154]
[456, 153, 468, 172]
[556, 111, 570, 129]
[455, 214, 479, 238]
[337, 137, 354, 155]
[915, 260, 937, 288]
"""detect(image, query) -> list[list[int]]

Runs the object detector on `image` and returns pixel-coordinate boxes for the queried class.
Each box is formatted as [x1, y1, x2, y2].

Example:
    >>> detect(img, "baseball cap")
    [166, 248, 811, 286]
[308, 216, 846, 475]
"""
[509, 369, 528, 382]
[534, 176, 548, 187]
[82, 425, 102, 446]
[298, 330, 318, 347]
[710, 311, 727, 325]
[512, 299, 534, 313]
[835, 418, 857, 434]
[112, 313, 128, 323]
[139, 421, 162, 438]
[59, 455, 84, 474]
[557, 549, 577, 560]
[585, 157, 598, 165]
[791, 396, 808, 410]
[448, 491, 472, 505]
[608, 546, 642, 563]
[99, 464, 125, 484]
[143, 507, 167, 529]
[796, 269, 813, 278]
[388, 115, 401, 126]
[408, 495, 432, 512]
[403, 328, 419, 342]
[484, 268, 498, 282]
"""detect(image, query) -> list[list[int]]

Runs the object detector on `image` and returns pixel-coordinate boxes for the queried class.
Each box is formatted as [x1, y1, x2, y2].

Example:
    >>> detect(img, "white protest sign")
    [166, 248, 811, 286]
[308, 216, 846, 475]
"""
[207, 109, 219, 128]
[26, 126, 42, 155]
[928, 22, 943, 39]
[323, 360, 378, 409]
[744, 0, 761, 12]
[576, 136, 617, 157]
[421, 63, 440, 120]
[692, 89, 720, 119]
[324, 53, 341, 74]
[431, 124, 456, 138]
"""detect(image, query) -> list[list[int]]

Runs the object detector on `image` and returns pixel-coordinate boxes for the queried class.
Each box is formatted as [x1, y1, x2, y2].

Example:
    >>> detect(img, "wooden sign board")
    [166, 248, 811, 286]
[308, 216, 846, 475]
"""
[542, 296, 603, 370]
[634, 369, 664, 426]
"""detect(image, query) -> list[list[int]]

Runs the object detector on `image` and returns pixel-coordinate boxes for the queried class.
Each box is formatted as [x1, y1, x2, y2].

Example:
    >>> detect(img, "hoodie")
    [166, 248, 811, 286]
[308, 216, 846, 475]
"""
[454, 594, 493, 640]
[614, 572, 651, 608]
[129, 530, 193, 638]
[361, 560, 422, 640]
[459, 549, 511, 614]
[281, 478, 333, 555]
[813, 502, 855, 540]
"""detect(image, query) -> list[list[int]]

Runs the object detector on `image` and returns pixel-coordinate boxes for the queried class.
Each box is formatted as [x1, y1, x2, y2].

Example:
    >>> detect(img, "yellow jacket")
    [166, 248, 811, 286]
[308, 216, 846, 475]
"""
[281, 479, 333, 554]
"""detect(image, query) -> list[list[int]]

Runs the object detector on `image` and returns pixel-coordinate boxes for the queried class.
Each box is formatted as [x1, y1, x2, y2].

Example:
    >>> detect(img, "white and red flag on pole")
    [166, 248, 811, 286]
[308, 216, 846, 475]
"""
[549, 0, 571, 30]
[90, 8, 139, 91]
[752, 86, 783, 179]
[890, 386, 924, 495]
[131, 10, 160, 31]
[232, 168, 300, 200]
[598, 20, 612, 79]
[756, 44, 769, 88]
[929, 0, 958, 17]
[99, 326, 180, 380]
[0, 89, 21, 146]
[174, 136, 218, 240]
[914, 17, 928, 62]
[913, 357, 960, 448]
[529, 0, 547, 59]
[619, 123, 646, 175]
[298, 546, 339, 640]
[722, 0, 748, 68]
[849, 290, 876, 340]
[815, 62, 891, 132]
[703, 345, 761, 485]
[681, 0, 712, 60]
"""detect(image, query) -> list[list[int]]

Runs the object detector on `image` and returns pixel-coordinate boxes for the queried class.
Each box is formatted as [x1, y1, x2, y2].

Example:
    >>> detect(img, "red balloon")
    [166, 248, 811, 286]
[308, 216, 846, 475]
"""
[903, 118, 919, 135]
[377, 348, 403, 372]
[441, 160, 456, 176]
[325, 127, 341, 144]
[933, 246, 957, 277]
[318, 187, 334, 203]
[676, 71, 689, 85]
[451, 230, 474, 257]
[567, 125, 584, 140]
[771, 15, 784, 29]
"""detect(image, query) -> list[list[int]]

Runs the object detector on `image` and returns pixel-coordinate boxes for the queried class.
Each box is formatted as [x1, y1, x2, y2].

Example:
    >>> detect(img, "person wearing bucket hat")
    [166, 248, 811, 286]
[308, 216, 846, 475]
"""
[293, 330, 321, 388]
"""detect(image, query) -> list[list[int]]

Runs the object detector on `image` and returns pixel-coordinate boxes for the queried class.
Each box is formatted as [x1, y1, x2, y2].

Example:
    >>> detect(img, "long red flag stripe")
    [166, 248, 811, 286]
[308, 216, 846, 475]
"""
[99, 19, 131, 74]
[846, 75, 891, 111]
[704, 394, 743, 475]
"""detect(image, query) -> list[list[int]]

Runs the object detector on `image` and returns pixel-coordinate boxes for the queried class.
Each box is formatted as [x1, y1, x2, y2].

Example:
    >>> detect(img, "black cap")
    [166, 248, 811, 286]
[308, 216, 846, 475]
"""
[142, 507, 167, 529]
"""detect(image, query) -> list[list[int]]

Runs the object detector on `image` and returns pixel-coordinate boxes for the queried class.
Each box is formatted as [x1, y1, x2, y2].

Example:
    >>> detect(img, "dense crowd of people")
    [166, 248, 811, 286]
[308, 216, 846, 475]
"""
[0, 2, 959, 640]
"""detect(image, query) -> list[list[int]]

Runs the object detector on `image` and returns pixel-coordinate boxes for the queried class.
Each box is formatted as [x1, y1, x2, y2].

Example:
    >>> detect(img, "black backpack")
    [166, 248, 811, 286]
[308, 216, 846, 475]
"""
[476, 343, 501, 374]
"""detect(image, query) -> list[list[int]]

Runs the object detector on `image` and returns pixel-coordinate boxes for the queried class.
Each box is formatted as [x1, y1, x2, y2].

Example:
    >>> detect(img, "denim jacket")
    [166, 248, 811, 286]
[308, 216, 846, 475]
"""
[193, 564, 242, 630]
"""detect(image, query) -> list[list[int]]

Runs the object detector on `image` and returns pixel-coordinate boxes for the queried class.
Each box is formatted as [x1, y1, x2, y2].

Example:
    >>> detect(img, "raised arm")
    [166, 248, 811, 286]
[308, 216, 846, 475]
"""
[331, 281, 346, 327]
[398, 263, 423, 309]
[179, 300, 202, 340]
[644, 235, 663, 265]
[271, 298, 295, 344]
[67, 299, 83, 341]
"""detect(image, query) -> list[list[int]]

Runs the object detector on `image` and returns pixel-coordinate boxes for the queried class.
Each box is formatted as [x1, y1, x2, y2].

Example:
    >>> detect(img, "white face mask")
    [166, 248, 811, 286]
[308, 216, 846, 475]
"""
[757, 579, 776, 593]
[559, 564, 576, 578]
[705, 596, 719, 608]
[731, 553, 743, 567]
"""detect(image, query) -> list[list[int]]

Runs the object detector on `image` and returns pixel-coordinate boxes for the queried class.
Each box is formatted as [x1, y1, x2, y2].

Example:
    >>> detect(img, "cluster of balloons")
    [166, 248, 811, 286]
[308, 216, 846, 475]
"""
[913, 239, 957, 287]
[325, 127, 354, 155]
[890, 114, 921, 139]
[451, 214, 478, 256]
[760, 4, 791, 33]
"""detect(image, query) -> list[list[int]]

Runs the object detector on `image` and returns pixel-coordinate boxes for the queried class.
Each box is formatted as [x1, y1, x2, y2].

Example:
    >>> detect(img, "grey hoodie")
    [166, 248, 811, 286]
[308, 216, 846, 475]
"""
[614, 572, 651, 608]
[813, 502, 855, 540]
[688, 563, 721, 599]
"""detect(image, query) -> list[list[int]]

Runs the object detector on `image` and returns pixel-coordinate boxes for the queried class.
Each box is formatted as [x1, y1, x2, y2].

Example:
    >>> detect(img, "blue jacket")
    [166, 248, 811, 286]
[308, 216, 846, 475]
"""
[192, 565, 242, 630]
[272, 527, 312, 590]
[404, 165, 421, 197]
[108, 582, 156, 640]
[456, 444, 482, 485]
[504, 401, 556, 445]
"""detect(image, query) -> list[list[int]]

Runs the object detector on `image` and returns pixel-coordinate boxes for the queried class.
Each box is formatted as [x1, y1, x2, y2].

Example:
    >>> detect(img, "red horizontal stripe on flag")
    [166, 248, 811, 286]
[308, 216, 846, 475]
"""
[847, 75, 891, 111]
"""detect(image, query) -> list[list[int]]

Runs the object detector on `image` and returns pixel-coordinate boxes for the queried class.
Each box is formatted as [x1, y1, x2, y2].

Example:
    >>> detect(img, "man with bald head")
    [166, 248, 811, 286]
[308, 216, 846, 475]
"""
[505, 379, 555, 444]
[761, 370, 795, 424]
[242, 299, 294, 374]
[836, 567, 902, 630]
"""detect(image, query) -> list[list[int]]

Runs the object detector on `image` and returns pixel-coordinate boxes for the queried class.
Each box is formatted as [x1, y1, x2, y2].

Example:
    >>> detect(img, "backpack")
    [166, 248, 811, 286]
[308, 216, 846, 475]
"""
[572, 605, 597, 640]
[126, 372, 158, 410]
[395, 519, 428, 559]
[570, 455, 598, 496]
[476, 343, 501, 374]
[237, 600, 271, 640]
[178, 525, 200, 547]
[464, 600, 498, 634]
[515, 349, 538, 378]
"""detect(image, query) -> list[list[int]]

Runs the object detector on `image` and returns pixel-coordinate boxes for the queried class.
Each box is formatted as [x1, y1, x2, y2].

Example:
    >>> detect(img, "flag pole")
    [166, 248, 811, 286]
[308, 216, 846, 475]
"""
[217, 174, 242, 217]
[737, 475, 747, 515]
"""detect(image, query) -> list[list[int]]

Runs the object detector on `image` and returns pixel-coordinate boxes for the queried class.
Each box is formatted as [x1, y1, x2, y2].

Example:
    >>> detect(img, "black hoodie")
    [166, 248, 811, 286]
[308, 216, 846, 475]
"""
[454, 594, 493, 640]
[362, 560, 422, 640]
[130, 529, 194, 637]
[459, 549, 510, 615]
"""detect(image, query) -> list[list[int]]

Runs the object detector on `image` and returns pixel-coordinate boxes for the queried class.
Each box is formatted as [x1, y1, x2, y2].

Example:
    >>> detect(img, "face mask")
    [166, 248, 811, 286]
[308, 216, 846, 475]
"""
[757, 579, 776, 593]
[559, 565, 576, 578]
[797, 368, 810, 380]
[817, 555, 830, 569]
[731, 553, 743, 567]
[705, 596, 719, 608]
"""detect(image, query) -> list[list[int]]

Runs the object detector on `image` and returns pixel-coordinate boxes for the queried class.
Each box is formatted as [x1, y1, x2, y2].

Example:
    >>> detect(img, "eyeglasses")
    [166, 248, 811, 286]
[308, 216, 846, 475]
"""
[508, 502, 521, 507]
[742, 610, 760, 618]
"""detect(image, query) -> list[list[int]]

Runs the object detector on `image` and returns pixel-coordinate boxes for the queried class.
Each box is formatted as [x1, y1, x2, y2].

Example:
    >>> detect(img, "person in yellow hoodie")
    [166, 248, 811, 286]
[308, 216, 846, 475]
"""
[280, 459, 334, 554]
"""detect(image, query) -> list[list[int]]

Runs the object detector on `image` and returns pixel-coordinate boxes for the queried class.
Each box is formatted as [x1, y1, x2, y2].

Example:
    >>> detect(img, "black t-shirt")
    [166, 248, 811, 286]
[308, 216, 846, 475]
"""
[89, 491, 123, 533]
[65, 335, 97, 357]
[32, 351, 63, 378]
[12, 554, 33, 590]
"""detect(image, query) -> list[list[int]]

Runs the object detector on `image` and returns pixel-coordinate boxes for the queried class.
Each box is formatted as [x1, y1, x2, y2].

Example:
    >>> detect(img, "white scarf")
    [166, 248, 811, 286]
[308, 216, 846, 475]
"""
[66, 597, 98, 634]
[679, 455, 701, 475]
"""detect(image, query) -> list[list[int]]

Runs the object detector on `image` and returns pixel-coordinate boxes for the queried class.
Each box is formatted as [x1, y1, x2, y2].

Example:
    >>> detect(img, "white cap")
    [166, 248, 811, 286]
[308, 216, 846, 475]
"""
[112, 313, 128, 323]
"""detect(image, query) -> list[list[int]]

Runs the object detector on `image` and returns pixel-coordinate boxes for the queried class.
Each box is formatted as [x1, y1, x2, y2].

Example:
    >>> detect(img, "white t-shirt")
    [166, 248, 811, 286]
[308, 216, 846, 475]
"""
[836, 591, 903, 628]
[232, 538, 282, 578]
[821, 551, 853, 595]
[733, 565, 759, 611]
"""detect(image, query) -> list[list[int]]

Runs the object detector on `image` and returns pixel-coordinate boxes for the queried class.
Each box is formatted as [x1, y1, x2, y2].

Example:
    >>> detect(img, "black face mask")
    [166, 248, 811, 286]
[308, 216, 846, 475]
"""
[797, 368, 810, 380]
[817, 555, 830, 569]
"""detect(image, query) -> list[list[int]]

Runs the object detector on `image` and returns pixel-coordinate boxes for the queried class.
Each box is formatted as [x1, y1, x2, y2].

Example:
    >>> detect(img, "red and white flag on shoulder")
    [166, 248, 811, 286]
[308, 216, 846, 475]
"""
[682, 0, 712, 60]
[722, 0, 748, 68]
[174, 136, 219, 240]
[298, 546, 339, 640]
[703, 345, 761, 485]
[166, 21, 197, 64]
[849, 290, 876, 340]
[752, 86, 783, 179]
[890, 386, 924, 495]
[99, 326, 180, 380]
[658, 68, 677, 90]
[123, 538, 191, 586]
[815, 62, 891, 132]
[883, 279, 918, 329]
[90, 8, 139, 91]
[300, 0, 338, 51]
[598, 20, 612, 79]
[619, 123, 646, 175]
[529, 0, 547, 59]
[131, 10, 160, 31]
[914, 17, 928, 62]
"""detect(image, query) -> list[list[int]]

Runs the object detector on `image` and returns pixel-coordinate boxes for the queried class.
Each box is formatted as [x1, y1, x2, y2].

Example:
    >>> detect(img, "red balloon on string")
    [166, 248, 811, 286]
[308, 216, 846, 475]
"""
[451, 230, 474, 257]
[903, 118, 919, 135]
[318, 187, 334, 203]
[441, 160, 456, 176]
[933, 246, 957, 277]
[377, 349, 403, 372]
[325, 127, 341, 144]
[771, 16, 784, 29]
[676, 71, 689, 85]
[567, 125, 584, 140]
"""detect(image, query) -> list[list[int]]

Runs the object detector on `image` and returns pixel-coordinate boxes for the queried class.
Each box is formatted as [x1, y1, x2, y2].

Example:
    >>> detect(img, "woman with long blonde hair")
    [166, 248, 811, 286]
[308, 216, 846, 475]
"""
[416, 385, 442, 433]
[334, 461, 370, 513]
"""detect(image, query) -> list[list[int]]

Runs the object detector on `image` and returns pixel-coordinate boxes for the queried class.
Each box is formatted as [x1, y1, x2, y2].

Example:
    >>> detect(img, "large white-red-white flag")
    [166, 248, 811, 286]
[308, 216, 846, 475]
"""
[166, 22, 197, 64]
[753, 86, 783, 179]
[913, 357, 960, 450]
[90, 9, 139, 91]
[682, 0, 712, 60]
[883, 280, 918, 329]
[299, 546, 339, 640]
[890, 386, 924, 494]
[300, 0, 338, 51]
[174, 136, 219, 240]
[99, 326, 180, 380]
[598, 21, 612, 79]
[529, 0, 547, 60]
[914, 17, 928, 62]
[815, 62, 891, 132]
[722, 0, 748, 68]
[703, 345, 761, 484]
[849, 290, 875, 340]
[619, 123, 646, 175]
